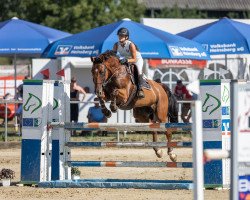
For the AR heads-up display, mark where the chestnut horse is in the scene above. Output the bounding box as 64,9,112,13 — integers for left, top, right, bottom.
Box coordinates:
91,50,178,162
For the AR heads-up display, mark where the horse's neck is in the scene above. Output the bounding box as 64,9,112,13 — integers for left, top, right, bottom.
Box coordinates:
105,60,125,78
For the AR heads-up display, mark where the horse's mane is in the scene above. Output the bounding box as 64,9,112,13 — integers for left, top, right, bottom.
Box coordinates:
101,50,118,59
93,50,119,64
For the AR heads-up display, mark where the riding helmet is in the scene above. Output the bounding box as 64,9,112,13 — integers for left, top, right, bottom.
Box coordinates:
117,27,129,38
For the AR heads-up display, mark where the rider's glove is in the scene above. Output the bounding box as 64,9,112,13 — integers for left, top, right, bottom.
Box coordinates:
120,58,128,65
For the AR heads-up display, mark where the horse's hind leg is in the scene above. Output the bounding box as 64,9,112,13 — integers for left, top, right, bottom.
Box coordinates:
156,100,177,162
133,108,163,157
166,130,177,162
153,131,163,158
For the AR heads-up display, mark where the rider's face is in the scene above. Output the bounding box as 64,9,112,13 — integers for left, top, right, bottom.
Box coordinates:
118,35,127,43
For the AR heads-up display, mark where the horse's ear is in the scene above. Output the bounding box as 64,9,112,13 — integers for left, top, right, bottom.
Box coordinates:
91,57,95,63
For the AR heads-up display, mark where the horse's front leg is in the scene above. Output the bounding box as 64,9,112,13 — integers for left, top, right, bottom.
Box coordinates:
166,130,177,162
110,89,118,113
99,98,111,118
153,131,163,158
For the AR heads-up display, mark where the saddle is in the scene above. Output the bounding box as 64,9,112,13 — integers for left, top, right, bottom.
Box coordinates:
126,64,151,90
119,64,151,110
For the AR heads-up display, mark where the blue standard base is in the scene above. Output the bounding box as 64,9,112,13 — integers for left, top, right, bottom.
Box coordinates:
38,179,193,190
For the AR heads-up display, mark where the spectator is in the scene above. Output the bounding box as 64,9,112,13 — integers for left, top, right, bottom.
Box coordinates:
87,97,108,136
174,80,192,123
0,93,13,126
16,75,30,100
70,77,86,124
84,87,90,93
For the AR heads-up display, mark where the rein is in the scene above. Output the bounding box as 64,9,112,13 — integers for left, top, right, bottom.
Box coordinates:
102,66,119,87
101,63,127,87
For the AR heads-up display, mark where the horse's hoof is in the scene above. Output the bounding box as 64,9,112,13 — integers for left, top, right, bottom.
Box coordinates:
110,106,117,113
155,149,163,158
169,152,177,162
105,110,112,118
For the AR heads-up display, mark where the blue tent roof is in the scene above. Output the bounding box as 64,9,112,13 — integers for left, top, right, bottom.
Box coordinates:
178,17,250,55
0,17,71,56
44,19,209,60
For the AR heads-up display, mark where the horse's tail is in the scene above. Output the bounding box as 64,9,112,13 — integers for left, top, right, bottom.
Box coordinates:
160,84,179,123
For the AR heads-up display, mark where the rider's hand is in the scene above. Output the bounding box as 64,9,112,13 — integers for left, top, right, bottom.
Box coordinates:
120,58,128,65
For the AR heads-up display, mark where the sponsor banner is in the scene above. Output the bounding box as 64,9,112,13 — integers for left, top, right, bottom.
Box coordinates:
222,106,230,116
203,119,220,129
22,118,42,127
203,43,246,54
222,119,231,132
54,45,99,56
201,82,222,141
22,118,33,127
239,175,250,200
238,83,250,162
0,47,42,53
148,59,206,69
168,46,208,59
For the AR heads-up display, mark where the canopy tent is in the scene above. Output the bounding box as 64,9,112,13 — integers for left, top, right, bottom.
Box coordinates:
44,19,209,60
178,17,250,55
0,17,71,98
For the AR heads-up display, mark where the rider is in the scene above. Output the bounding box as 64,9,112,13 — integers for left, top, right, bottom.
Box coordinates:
113,27,144,98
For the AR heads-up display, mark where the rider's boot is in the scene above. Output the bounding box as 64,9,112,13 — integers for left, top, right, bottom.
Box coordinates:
137,75,145,98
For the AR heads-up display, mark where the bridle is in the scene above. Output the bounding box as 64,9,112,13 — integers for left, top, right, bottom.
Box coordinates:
94,61,121,97
101,64,119,87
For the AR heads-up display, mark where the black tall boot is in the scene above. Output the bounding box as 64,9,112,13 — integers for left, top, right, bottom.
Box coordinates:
137,75,145,98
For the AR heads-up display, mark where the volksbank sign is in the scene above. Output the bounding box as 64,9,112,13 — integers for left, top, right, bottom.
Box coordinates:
202,43,246,54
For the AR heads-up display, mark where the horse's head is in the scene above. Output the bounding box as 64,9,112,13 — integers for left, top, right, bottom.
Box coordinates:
91,51,120,98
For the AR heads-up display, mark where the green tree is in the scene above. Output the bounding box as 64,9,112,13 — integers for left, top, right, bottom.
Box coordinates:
155,5,207,19
0,0,145,33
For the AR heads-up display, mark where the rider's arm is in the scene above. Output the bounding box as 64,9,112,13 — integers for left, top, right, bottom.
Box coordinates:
128,43,137,63
76,85,86,101
113,43,118,52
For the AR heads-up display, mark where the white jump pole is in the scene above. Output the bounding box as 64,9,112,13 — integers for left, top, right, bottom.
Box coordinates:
192,100,204,200
204,149,230,160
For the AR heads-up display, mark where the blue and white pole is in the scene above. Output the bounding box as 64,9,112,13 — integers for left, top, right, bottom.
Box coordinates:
21,80,54,183
51,81,71,180
200,80,230,188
